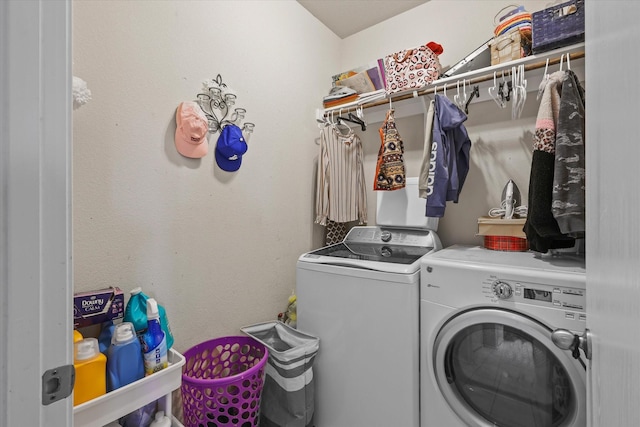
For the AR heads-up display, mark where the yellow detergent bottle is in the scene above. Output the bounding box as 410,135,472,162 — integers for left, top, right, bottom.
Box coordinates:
73,329,83,343
73,337,106,406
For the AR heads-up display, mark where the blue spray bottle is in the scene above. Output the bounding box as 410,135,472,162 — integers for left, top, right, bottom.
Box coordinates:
142,298,168,375
124,287,174,350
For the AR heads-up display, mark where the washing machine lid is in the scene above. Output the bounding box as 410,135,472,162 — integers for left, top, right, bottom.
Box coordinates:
299,226,439,274
376,177,439,231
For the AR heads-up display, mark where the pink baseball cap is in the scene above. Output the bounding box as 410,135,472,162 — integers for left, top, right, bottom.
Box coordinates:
175,101,209,158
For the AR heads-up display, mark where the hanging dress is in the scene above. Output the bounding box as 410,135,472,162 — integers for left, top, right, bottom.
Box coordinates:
374,109,406,191
315,123,367,244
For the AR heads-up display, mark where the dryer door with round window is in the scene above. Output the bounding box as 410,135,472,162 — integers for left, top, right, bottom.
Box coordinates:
433,308,586,427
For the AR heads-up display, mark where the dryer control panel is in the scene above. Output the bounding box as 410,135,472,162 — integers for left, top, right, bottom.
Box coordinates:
483,277,586,315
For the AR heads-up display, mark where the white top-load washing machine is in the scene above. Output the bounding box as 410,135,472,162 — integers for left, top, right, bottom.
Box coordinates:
420,245,587,427
297,178,441,427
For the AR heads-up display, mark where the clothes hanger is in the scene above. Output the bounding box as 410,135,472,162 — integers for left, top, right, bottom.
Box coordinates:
316,107,330,129
455,80,469,111
537,58,550,101
334,109,353,135
464,85,480,114
498,71,507,105
455,80,466,110
463,80,468,105
337,111,366,131
511,66,518,119
454,80,461,108
489,71,506,108
317,115,330,129
502,70,512,102
342,105,367,131
348,112,366,130
512,64,527,120
519,65,526,117
331,110,344,129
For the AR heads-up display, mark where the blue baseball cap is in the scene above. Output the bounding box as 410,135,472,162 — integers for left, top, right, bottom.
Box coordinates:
215,124,248,172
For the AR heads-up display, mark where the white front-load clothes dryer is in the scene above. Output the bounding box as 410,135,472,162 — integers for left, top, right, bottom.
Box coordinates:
420,245,587,427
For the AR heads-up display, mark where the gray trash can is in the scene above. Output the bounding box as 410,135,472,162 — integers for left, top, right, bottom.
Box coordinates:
241,321,319,427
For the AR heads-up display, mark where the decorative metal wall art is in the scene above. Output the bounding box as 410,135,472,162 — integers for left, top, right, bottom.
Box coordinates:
197,74,255,141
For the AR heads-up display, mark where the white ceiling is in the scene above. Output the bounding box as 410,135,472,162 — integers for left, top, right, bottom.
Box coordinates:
297,0,429,39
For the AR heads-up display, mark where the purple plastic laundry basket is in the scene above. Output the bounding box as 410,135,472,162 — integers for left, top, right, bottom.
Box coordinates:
181,336,268,427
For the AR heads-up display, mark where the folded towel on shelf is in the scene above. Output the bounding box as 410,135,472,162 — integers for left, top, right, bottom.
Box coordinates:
323,86,358,108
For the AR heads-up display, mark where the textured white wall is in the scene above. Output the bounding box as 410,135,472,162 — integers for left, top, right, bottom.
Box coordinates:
340,0,555,247
72,0,340,352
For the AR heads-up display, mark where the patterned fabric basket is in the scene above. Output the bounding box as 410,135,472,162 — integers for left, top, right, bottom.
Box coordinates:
383,42,442,94
181,336,268,427
532,0,584,53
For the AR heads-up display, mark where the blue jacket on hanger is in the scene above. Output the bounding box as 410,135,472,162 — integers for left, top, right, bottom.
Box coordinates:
426,94,471,217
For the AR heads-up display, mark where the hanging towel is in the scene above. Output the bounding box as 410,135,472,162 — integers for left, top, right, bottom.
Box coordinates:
552,70,585,237
315,125,367,226
425,94,472,217
418,100,436,199
524,71,576,252
374,109,406,191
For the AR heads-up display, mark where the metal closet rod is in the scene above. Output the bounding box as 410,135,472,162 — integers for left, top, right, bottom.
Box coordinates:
330,50,585,113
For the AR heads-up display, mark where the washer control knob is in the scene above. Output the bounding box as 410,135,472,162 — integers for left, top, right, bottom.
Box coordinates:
380,230,392,242
492,281,513,299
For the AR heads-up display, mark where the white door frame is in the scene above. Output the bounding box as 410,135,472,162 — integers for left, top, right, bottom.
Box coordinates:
585,1,640,425
0,1,73,426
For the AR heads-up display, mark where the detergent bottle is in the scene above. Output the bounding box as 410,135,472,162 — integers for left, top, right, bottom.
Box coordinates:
124,287,174,349
106,322,145,391
73,329,83,343
141,298,168,375
73,337,107,406
98,320,115,355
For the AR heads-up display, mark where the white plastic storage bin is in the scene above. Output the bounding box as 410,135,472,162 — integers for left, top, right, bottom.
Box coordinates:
73,348,185,427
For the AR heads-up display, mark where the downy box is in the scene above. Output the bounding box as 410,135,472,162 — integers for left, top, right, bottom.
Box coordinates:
74,287,124,328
